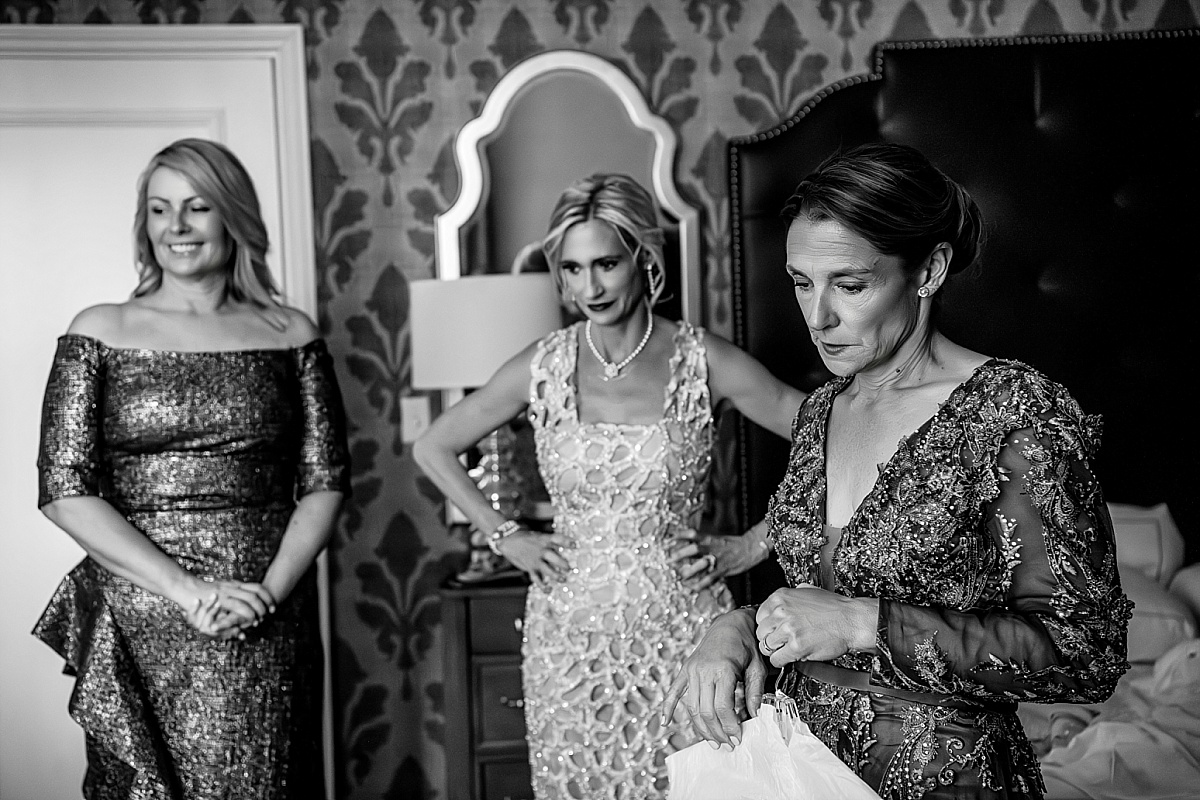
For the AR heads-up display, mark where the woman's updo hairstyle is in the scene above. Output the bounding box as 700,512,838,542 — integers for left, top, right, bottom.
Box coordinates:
541,173,667,307
782,142,985,276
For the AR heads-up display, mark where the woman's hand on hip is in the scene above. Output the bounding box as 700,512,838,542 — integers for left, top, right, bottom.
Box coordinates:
756,585,879,667
498,530,571,586
661,607,765,749
670,528,767,590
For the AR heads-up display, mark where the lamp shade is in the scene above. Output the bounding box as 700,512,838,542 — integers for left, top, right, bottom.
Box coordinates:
410,273,562,390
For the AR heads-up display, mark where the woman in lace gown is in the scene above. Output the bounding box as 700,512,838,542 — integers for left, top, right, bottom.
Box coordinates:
34,139,349,799
415,174,805,799
665,144,1133,799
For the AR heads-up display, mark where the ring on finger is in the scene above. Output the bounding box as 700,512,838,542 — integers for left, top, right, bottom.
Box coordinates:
700,553,717,572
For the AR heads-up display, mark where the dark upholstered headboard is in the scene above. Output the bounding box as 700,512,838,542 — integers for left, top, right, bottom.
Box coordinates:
728,31,1200,601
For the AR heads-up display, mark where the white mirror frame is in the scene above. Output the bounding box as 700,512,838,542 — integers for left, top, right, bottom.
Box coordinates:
434,49,702,325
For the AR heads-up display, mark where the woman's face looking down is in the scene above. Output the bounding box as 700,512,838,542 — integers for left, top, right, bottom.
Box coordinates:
558,219,647,326
785,216,923,378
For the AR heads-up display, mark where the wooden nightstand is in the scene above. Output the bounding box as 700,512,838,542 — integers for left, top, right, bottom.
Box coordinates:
441,575,532,800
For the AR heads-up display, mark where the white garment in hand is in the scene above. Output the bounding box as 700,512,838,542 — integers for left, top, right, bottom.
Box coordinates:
666,696,880,800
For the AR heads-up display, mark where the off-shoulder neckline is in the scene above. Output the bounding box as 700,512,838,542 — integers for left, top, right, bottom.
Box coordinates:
60,331,326,355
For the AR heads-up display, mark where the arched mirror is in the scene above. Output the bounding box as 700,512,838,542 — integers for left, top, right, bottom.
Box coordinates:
435,49,701,324
428,50,705,553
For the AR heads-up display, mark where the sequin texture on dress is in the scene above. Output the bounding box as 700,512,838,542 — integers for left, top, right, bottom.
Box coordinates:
523,321,733,800
33,334,349,800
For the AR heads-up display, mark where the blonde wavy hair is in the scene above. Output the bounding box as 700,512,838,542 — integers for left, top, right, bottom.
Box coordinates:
132,138,285,328
541,174,667,309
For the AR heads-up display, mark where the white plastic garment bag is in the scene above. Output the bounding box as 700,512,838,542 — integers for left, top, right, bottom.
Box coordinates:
666,694,881,800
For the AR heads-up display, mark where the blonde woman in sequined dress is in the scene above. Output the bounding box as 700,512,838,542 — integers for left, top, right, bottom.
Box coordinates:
34,139,348,799
415,174,805,798
664,144,1132,799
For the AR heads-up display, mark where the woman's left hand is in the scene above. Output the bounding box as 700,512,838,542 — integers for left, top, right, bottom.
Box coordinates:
184,593,249,641
755,585,879,667
670,528,769,589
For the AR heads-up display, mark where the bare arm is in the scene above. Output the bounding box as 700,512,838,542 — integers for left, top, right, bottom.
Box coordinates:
670,333,805,582
42,497,207,606
413,340,573,583
412,342,537,537
262,490,343,605
41,498,270,633
704,332,805,440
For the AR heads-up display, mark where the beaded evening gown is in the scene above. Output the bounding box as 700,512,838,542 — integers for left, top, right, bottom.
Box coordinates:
34,334,349,800
523,321,733,800
768,360,1131,799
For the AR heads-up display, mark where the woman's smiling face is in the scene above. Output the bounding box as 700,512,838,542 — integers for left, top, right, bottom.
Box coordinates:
785,216,922,377
557,219,645,325
145,166,230,280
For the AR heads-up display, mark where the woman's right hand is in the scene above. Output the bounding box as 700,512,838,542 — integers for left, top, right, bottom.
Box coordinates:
661,607,766,749
497,530,572,586
177,576,276,639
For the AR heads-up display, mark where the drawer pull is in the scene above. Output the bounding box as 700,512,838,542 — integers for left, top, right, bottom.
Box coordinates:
498,695,525,709
512,616,523,632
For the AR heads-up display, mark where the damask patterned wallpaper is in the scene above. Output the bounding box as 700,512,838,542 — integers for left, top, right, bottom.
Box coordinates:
6,0,1195,797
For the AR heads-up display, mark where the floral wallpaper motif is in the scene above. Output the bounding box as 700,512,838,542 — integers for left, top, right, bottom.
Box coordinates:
6,0,1195,797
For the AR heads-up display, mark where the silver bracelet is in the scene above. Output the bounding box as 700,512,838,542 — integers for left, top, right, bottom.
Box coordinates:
486,519,524,556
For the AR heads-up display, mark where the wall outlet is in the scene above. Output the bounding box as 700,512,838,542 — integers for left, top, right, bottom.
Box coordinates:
400,395,432,443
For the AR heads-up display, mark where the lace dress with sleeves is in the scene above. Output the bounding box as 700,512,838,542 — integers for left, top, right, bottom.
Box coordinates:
768,359,1132,800
33,334,349,800
522,321,733,800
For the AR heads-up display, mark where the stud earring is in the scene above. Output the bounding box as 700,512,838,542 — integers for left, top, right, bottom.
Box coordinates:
918,287,932,298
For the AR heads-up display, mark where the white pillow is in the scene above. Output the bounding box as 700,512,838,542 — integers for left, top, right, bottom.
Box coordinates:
1168,563,1200,625
1120,567,1197,663
1109,502,1184,585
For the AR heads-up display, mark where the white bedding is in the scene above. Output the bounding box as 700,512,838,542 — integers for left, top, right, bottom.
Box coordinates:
1024,638,1200,799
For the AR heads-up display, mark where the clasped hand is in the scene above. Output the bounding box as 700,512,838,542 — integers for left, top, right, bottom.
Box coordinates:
181,577,277,640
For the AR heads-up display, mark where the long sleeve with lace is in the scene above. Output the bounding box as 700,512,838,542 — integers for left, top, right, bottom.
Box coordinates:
767,358,1131,798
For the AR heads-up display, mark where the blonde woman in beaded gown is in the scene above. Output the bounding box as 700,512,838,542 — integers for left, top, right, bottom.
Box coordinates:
34,139,349,799
415,174,805,799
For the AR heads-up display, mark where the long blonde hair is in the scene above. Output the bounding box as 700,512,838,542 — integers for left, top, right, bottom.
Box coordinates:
132,138,285,328
541,174,667,309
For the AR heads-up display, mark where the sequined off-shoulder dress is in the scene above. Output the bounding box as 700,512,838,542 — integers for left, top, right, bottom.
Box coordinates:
34,334,349,800
523,321,733,800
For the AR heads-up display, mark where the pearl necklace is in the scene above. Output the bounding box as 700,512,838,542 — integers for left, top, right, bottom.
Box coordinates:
585,314,654,381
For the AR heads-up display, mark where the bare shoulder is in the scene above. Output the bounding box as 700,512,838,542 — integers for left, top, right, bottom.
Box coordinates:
699,327,752,370
66,303,128,341
279,306,321,347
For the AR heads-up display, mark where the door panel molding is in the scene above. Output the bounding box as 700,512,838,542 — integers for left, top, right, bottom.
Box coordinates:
0,24,316,313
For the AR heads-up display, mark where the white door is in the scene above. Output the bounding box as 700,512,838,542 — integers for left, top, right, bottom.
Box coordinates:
0,26,324,800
